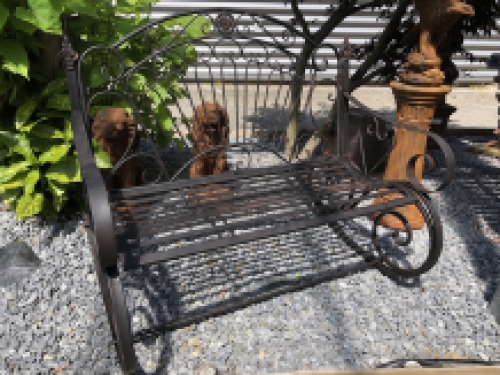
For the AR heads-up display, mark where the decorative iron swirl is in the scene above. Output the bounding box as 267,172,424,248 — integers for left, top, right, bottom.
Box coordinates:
370,188,443,278
344,93,455,193
214,12,237,38
109,9,340,58
76,9,343,187
77,45,127,115
366,117,391,141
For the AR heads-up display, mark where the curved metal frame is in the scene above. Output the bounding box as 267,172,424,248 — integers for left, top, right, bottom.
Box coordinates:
74,8,339,186
344,93,455,193
370,186,443,278
60,8,457,373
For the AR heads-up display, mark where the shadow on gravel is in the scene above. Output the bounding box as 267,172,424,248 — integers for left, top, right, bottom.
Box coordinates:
121,224,377,373
427,136,500,304
115,134,388,373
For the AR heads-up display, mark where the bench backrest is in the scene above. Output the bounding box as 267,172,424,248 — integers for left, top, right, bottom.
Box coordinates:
67,9,356,185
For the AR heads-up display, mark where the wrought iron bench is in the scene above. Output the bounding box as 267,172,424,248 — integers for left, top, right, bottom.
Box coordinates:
61,9,455,374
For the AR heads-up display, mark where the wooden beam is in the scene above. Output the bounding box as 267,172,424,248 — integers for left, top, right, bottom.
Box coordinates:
264,366,500,375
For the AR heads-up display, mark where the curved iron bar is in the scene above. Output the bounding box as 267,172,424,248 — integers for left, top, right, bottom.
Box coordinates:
76,11,333,186
344,93,455,193
109,8,340,59
367,117,390,141
77,45,127,124
169,141,294,182
125,62,191,150
77,49,174,185
123,33,329,86
370,187,442,278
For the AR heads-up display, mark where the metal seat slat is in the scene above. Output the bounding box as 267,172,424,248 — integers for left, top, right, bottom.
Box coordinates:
124,194,417,270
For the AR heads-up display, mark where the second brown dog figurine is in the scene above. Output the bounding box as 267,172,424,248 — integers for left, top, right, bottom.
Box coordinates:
92,107,142,191
189,102,230,205
189,102,229,179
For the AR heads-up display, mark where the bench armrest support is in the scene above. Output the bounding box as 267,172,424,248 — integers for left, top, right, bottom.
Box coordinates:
344,92,455,193
63,38,118,269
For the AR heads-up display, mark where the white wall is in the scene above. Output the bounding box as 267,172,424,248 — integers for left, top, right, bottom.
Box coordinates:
151,0,500,84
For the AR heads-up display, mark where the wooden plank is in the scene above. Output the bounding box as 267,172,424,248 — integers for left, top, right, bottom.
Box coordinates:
264,367,500,375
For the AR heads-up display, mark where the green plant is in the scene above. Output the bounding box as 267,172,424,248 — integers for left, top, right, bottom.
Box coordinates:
0,1,209,222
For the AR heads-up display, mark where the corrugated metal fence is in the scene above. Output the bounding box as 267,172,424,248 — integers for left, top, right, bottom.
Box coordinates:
151,0,500,84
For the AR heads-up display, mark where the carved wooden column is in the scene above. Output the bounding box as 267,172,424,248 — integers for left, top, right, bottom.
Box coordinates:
371,0,474,230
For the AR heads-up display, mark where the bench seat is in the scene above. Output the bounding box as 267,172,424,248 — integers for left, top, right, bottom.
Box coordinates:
109,157,418,271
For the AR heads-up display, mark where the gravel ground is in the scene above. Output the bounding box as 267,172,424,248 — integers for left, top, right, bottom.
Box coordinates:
1,135,500,374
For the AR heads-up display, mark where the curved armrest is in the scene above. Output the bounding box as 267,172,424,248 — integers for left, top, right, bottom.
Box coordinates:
344,92,456,193
70,110,118,269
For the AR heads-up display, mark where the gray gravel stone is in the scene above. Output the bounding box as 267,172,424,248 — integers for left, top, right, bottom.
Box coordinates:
0,240,42,287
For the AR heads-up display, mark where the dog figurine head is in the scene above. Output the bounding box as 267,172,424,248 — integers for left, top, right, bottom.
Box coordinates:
92,107,138,165
92,107,143,192
191,102,229,153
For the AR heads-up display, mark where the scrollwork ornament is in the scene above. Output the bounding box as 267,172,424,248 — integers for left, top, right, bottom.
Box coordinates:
214,12,237,38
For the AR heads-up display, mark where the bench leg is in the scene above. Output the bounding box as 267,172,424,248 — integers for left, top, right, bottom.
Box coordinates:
90,241,137,374
371,189,443,278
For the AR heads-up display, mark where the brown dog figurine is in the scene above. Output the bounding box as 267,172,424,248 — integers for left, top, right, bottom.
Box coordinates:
189,102,229,178
188,102,230,206
92,107,142,191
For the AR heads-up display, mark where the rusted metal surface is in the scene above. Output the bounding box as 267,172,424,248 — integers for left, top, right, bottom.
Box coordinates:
61,9,456,374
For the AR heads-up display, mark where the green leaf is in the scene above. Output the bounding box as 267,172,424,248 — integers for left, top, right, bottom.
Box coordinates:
18,34,42,56
156,105,173,131
60,0,98,18
93,145,112,169
52,192,66,212
30,123,65,139
37,110,67,118
46,94,71,111
46,155,81,183
38,143,71,164
0,3,9,32
88,68,105,88
14,7,38,27
0,171,29,194
11,11,38,34
24,169,40,196
0,77,12,98
41,77,67,98
0,162,31,185
27,135,60,152
173,137,185,149
47,179,65,197
15,191,44,219
0,187,21,208
27,0,61,32
176,15,211,38
48,177,67,212
0,148,8,161
0,130,18,147
18,117,48,133
41,202,58,222
15,95,41,129
63,119,73,141
0,39,29,78
10,133,37,163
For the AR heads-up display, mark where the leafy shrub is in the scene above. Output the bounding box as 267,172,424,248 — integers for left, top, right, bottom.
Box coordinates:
0,1,208,222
